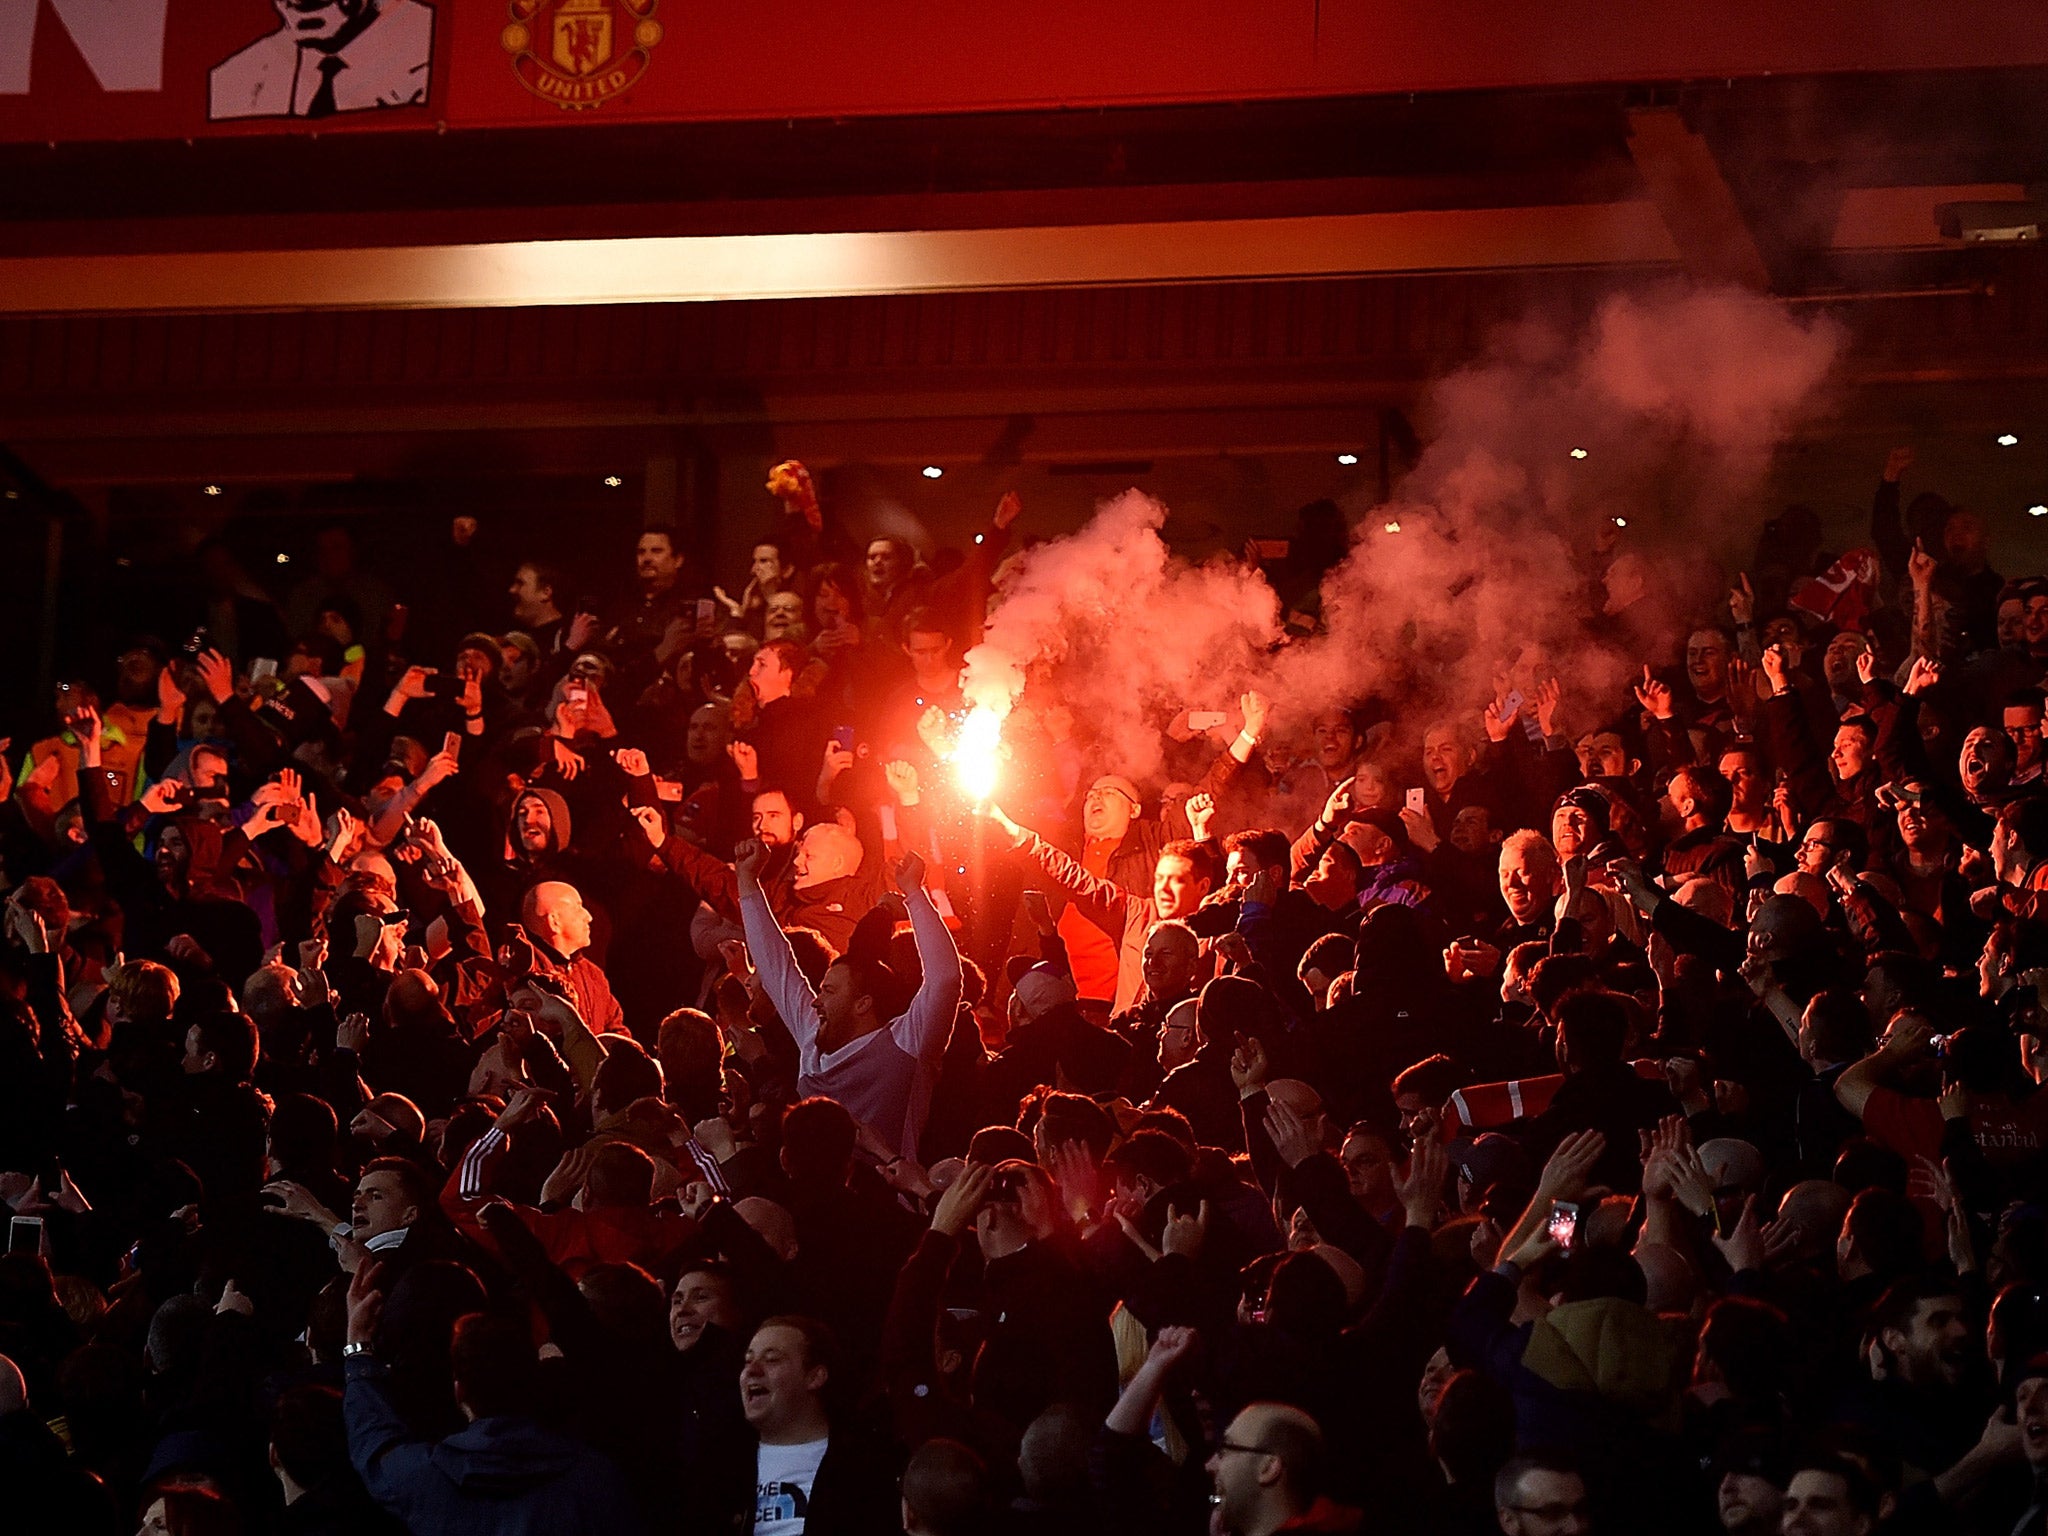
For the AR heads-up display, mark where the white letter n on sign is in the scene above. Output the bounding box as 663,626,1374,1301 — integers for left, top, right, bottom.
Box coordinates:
0,0,171,95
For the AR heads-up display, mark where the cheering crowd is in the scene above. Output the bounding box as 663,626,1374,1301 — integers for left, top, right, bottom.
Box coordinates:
6,446,2048,1536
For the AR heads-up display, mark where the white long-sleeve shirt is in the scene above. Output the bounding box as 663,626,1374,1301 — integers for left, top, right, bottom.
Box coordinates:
740,884,963,1157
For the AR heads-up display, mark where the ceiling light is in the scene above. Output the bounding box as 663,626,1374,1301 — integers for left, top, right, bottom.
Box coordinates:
202,484,221,495
1612,516,1628,528
1336,453,1359,466
1383,520,1401,534
603,475,624,487
2030,504,2048,518
1568,447,1589,460
1999,433,2021,447
275,552,290,564
921,465,943,479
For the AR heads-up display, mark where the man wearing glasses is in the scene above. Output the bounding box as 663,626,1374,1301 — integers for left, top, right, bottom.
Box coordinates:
1495,1453,1593,1535
1204,1401,1349,1535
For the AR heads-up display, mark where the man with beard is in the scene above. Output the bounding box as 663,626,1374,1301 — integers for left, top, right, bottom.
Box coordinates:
1203,1401,1356,1536
482,784,597,930
1833,1277,1985,1482
211,0,435,121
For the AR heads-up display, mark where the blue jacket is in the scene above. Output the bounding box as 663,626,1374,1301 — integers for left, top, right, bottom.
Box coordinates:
345,1356,644,1536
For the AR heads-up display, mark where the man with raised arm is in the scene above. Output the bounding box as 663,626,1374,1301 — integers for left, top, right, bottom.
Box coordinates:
737,839,962,1157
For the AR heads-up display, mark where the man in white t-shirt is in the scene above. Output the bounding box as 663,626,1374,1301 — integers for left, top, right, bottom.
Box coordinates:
744,1318,835,1534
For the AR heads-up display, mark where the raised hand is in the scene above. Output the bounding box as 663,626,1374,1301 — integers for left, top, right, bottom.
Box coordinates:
140,779,185,816
1021,889,1055,934
1443,937,1501,985
1726,657,1759,717
157,665,187,723
261,1179,323,1222
1146,1324,1199,1371
1728,572,1755,627
931,1163,993,1237
328,807,362,863
336,1013,371,1053
1534,676,1564,738
1904,656,1941,696
1229,1033,1271,1094
195,649,236,704
1263,1099,1320,1169
993,490,1023,530
1483,695,1520,743
345,1259,386,1346
1760,644,1791,696
1398,802,1439,853
1909,538,1938,591
1395,1138,1449,1227
1043,1138,1103,1223
498,1085,547,1130
733,838,770,884
1856,649,1879,687
1160,1199,1209,1258
1213,931,1254,971
73,704,103,764
418,747,460,790
1536,1129,1606,1202
893,848,927,894
1883,445,1914,483
1634,665,1674,720
726,740,759,782
716,938,755,985
1186,791,1217,841
1239,691,1271,742
612,747,651,778
1319,777,1355,827
1712,1195,1795,1274
627,801,666,849
1907,1154,1958,1214
882,760,920,805
392,666,434,704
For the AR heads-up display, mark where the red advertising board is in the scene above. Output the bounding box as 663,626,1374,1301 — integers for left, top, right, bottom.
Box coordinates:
1,0,2045,144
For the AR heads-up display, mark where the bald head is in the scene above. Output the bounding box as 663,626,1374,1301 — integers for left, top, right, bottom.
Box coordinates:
1773,870,1830,920
387,968,440,1016
1222,1401,1325,1501
1778,1179,1853,1262
521,879,593,958
0,1352,24,1414
1265,1078,1323,1118
794,823,863,890
735,1197,799,1262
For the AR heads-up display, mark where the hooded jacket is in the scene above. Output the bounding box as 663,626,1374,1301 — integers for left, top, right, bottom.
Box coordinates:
345,1356,643,1536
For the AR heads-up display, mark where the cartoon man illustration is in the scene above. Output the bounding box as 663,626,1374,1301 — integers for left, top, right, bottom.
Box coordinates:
210,0,434,121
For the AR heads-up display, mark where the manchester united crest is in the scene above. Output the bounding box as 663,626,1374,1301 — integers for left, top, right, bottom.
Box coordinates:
503,0,661,109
